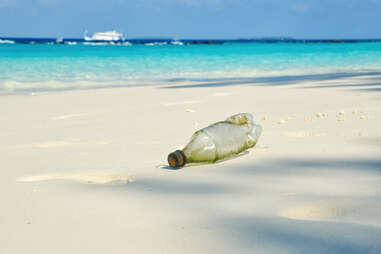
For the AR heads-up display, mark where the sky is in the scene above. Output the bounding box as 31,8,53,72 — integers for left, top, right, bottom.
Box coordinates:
0,0,380,39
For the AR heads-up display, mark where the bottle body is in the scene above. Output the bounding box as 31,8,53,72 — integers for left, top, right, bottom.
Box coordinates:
168,113,262,168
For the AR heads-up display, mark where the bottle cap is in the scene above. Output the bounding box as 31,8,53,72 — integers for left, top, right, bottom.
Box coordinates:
168,150,186,168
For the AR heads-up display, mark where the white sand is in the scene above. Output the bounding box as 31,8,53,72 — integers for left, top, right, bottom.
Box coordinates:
1,72,381,253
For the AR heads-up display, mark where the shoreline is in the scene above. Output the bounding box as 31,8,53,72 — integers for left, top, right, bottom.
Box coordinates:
1,69,381,95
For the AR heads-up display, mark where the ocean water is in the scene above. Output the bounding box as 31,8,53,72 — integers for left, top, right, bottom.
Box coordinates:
1,39,381,93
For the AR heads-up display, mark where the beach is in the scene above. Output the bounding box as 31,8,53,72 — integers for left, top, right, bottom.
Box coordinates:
1,71,381,253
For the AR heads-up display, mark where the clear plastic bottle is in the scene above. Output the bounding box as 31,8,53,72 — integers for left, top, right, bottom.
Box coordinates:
168,113,262,168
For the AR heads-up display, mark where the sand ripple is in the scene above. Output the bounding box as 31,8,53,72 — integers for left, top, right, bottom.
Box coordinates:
17,173,135,185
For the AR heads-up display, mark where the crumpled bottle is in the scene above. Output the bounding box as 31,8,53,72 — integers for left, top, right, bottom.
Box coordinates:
168,113,262,168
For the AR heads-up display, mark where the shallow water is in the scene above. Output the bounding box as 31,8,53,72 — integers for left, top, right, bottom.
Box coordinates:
1,41,381,93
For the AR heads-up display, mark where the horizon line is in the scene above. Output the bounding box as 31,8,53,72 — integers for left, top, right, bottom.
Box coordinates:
2,36,381,41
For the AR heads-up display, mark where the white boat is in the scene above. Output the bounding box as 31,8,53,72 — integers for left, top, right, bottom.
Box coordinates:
84,30,124,41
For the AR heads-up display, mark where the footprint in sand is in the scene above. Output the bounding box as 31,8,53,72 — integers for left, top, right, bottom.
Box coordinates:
17,173,135,186
50,113,89,120
278,204,342,221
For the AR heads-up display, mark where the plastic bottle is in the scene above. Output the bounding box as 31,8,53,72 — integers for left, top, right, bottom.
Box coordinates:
167,113,262,168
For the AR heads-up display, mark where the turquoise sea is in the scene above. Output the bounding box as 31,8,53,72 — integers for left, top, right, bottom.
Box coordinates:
1,39,381,93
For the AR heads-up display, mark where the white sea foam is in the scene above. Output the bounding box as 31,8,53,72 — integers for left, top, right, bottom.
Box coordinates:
145,42,168,46
82,42,109,46
171,41,184,45
0,39,15,44
81,41,131,46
